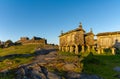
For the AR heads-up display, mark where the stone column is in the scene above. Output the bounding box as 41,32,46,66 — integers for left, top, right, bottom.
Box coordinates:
59,46,61,51
62,47,64,52
101,48,104,53
92,46,95,51
97,48,100,54
81,45,84,53
67,46,70,52
75,45,78,54
70,46,73,53
111,48,115,55
65,46,68,52
87,45,90,52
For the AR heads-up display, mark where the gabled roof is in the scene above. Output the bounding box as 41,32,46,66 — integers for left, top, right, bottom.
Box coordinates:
85,32,94,36
96,31,120,36
59,23,85,37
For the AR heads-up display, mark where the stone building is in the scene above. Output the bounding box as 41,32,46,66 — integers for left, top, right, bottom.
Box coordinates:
59,23,94,54
20,37,29,41
96,31,120,54
18,36,47,45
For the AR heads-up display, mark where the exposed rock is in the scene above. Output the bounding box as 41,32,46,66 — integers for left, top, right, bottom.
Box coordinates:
113,66,120,72
66,71,81,79
15,63,61,79
47,72,61,79
14,48,102,79
66,72,102,79
63,64,76,71
113,66,120,78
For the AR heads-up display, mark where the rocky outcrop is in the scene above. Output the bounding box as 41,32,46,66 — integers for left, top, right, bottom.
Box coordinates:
66,72,102,79
15,63,103,79
15,49,102,79
15,63,61,79
0,48,103,79
113,66,120,78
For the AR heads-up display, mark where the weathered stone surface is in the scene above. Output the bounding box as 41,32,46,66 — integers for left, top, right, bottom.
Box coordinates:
66,72,102,79
63,64,76,71
15,64,61,79
113,66,120,72
14,48,102,79
59,23,94,54
47,72,61,79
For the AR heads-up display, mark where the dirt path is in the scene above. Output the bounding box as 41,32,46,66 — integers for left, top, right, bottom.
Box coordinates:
33,48,58,64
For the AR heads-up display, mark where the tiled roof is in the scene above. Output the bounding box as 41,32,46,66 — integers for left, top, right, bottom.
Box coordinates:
96,31,120,36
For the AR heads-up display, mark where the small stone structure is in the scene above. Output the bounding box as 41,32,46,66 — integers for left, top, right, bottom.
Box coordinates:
59,23,94,54
59,23,120,55
18,36,47,45
96,31,120,55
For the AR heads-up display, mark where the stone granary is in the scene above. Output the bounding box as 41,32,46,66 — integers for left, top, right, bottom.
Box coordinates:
59,23,94,54
96,31,120,55
18,36,47,45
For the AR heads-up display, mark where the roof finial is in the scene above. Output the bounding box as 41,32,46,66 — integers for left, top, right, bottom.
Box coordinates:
90,28,93,33
61,30,63,34
79,22,82,29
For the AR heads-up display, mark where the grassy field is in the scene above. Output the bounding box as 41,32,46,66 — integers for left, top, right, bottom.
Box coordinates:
0,45,120,79
0,44,43,56
0,44,43,79
58,51,120,79
83,53,120,79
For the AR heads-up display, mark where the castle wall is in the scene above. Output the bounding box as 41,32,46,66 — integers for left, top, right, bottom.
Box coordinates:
19,37,47,45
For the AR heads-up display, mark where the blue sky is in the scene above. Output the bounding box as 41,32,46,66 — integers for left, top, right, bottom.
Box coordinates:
0,0,120,44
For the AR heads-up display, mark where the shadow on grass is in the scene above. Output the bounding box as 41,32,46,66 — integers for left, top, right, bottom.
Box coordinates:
81,52,120,79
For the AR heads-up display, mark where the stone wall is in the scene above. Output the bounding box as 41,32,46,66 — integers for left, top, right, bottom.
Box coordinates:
19,36,47,45
96,32,120,55
59,23,94,54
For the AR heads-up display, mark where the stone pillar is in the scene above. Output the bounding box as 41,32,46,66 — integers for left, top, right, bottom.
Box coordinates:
92,46,95,51
59,46,61,51
111,48,115,55
97,48,100,54
81,45,84,53
62,47,64,52
65,46,68,52
67,46,70,52
87,45,90,52
70,46,73,53
101,48,104,53
75,45,78,54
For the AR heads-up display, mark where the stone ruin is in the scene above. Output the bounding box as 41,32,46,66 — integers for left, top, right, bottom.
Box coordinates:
18,36,47,45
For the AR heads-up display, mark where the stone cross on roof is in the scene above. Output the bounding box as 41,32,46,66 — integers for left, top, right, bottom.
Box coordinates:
79,22,82,29
90,28,93,33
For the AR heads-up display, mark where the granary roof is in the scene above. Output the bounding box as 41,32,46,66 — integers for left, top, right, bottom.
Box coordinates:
59,23,85,37
85,32,94,36
96,31,120,36
85,28,94,36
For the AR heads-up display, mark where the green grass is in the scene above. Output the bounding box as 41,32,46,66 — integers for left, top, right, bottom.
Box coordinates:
0,44,43,79
83,53,120,79
0,44,42,56
58,51,120,79
1,46,120,79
